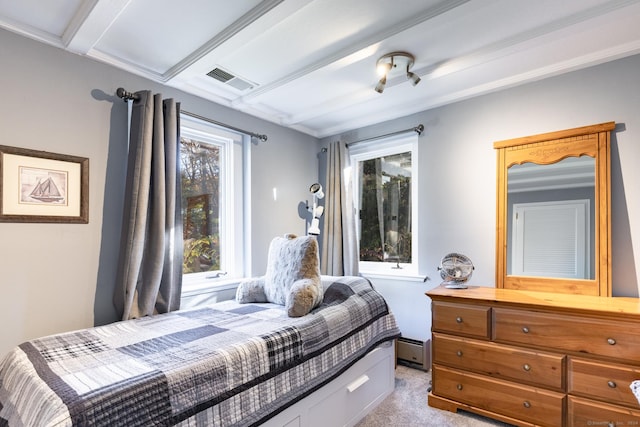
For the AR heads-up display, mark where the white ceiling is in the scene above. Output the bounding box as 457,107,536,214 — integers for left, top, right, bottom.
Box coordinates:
2,0,639,138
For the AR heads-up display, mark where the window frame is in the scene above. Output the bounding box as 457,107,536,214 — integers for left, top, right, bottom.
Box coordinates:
349,132,419,277
179,114,248,293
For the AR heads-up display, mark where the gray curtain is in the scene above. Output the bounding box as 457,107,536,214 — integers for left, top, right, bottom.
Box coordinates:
114,91,183,320
321,141,359,276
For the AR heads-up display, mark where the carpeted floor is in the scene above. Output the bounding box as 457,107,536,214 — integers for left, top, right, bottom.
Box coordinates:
356,363,515,427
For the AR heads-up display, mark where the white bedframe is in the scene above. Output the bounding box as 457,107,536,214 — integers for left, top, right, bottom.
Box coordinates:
264,341,395,427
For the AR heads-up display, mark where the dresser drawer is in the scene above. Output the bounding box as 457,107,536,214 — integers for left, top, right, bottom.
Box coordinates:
433,333,565,390
568,395,640,427
432,302,490,339
432,365,565,427
569,357,640,408
493,308,640,362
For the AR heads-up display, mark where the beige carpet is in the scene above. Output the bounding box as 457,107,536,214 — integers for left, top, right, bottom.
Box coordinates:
356,364,515,427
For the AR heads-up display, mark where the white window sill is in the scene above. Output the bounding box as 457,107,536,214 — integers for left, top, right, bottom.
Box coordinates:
359,271,427,282
181,277,243,298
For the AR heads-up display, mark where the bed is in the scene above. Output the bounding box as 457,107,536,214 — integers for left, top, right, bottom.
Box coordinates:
0,275,400,426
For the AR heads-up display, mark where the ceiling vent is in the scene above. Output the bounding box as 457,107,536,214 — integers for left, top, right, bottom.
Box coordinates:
206,67,255,91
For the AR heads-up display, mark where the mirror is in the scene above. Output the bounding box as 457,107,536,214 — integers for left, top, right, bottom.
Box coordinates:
507,157,595,280
494,122,615,296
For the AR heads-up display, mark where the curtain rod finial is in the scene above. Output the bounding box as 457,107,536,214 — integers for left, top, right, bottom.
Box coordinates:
116,87,138,101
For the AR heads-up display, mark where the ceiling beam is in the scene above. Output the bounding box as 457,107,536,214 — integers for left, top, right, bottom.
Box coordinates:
162,0,290,82
233,0,472,105
63,0,133,54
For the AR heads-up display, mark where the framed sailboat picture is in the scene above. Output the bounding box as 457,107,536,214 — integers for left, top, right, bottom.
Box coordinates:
0,145,88,223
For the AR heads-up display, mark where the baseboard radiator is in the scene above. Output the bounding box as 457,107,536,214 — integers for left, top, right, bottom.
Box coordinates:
396,337,431,371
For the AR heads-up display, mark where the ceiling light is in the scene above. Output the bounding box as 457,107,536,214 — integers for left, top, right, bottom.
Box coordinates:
407,71,421,86
376,62,392,77
374,52,420,93
374,75,387,93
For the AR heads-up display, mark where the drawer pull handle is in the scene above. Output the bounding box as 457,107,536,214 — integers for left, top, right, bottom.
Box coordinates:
456,384,463,390
456,316,463,323
523,364,531,371
456,350,463,357
607,380,617,388
522,326,530,334
523,401,531,408
607,338,616,345
346,374,369,393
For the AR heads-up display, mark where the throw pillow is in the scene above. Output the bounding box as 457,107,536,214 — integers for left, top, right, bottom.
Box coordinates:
235,233,323,317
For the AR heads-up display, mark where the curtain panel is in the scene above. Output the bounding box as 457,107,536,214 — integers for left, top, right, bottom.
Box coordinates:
321,141,359,276
114,91,183,320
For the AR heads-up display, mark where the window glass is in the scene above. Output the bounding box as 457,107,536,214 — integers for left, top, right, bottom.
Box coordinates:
350,133,418,276
358,151,412,264
180,137,221,274
179,115,246,289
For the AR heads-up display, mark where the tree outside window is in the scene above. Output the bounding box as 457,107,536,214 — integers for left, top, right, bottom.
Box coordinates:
358,152,412,264
350,132,418,276
180,138,221,274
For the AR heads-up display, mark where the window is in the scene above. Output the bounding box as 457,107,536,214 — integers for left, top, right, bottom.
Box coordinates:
180,115,247,291
349,132,418,276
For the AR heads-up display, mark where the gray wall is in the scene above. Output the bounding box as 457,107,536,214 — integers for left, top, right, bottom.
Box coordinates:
0,28,319,358
2,25,639,356
321,54,640,342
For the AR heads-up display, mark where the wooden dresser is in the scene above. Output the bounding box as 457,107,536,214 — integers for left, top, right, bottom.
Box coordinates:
426,285,640,427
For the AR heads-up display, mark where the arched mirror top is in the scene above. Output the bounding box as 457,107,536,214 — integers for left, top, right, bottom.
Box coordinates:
504,148,597,169
494,122,615,296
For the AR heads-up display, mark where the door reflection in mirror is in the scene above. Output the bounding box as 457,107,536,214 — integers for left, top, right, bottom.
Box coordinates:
506,156,595,280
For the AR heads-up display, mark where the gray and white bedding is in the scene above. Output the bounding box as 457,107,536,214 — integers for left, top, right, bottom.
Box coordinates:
0,276,400,427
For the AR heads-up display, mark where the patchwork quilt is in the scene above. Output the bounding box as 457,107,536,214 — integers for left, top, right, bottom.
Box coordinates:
0,276,400,427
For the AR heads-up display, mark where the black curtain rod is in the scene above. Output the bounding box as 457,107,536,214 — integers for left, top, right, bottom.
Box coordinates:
116,88,268,143
320,124,424,153
346,124,424,148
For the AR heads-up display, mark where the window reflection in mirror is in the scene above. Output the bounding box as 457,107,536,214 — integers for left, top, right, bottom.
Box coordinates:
506,156,595,280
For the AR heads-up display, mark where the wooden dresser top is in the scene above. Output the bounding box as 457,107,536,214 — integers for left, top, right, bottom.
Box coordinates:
426,285,640,319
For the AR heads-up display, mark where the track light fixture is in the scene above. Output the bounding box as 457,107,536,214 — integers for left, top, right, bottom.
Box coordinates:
374,75,387,94
374,52,421,93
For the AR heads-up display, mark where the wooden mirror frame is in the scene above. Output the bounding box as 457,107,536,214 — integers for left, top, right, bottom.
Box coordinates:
494,122,615,296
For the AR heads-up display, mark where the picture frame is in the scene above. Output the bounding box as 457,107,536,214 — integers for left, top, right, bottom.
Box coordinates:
0,145,89,223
